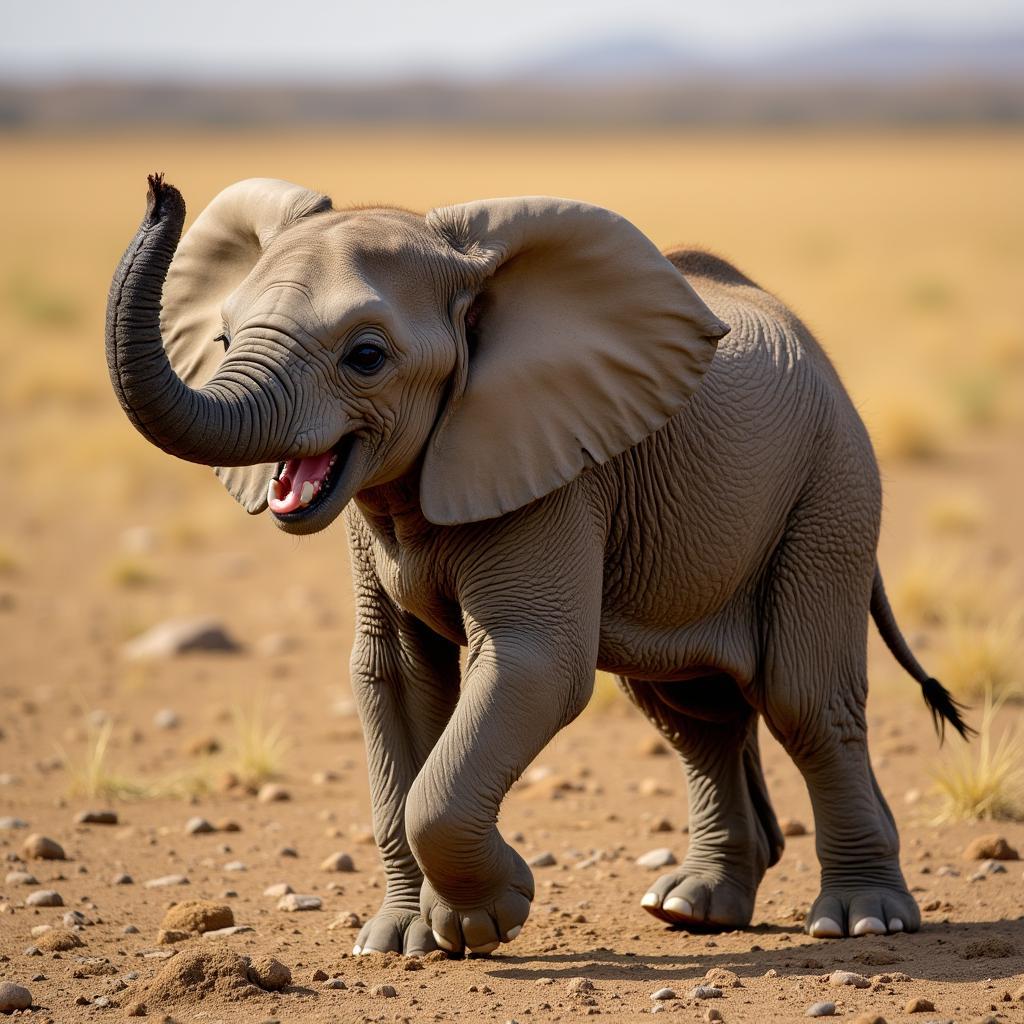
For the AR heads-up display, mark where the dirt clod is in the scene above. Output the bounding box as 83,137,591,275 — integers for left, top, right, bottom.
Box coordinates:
247,956,291,991
780,818,808,836
904,996,935,1012
74,810,118,825
960,937,1018,959
35,928,84,952
962,835,1019,861
160,901,234,935
319,851,355,872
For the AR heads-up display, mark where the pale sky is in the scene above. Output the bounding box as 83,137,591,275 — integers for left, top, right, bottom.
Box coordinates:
3,0,1021,80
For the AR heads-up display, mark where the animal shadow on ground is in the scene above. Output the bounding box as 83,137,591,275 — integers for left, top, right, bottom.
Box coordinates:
485,919,1024,985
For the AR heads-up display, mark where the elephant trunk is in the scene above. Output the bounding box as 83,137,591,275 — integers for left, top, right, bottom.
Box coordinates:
105,174,287,467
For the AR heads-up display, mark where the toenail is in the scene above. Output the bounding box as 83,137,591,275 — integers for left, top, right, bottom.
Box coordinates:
432,929,457,951
852,916,887,936
809,917,843,938
640,893,661,908
468,941,499,954
888,917,904,932
662,897,694,918
352,944,362,955
505,925,522,939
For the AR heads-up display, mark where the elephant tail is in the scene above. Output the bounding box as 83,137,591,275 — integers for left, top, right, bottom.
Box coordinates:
870,565,973,741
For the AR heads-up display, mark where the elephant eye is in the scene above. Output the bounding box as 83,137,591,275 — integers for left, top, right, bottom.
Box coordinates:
214,331,230,352
345,342,387,375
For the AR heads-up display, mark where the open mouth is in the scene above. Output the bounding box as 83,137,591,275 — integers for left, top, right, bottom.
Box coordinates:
267,435,356,519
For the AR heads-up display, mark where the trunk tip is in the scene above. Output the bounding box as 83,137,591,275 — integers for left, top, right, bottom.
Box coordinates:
145,172,184,223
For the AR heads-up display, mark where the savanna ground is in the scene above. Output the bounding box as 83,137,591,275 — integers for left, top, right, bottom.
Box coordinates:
1,129,1023,1022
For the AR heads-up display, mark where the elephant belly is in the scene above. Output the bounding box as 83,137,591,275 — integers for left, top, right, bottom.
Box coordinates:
597,602,758,686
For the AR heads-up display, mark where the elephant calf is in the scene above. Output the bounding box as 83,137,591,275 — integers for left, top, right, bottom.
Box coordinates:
107,175,969,957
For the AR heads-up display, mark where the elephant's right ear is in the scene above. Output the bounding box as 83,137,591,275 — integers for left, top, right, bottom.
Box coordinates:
160,178,332,513
419,197,728,525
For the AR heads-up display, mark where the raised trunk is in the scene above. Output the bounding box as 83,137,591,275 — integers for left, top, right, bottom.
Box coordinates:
105,174,283,467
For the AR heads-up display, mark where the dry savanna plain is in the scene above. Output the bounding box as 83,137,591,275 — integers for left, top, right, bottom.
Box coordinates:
0,129,1023,1023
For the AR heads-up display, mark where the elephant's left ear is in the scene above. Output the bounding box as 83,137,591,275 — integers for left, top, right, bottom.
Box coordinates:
420,197,729,525
161,178,333,513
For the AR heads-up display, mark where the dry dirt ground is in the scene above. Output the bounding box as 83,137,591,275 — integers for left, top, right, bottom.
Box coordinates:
1,130,1023,1022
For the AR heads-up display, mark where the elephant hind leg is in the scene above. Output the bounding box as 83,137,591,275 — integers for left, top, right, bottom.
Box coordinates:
620,674,782,930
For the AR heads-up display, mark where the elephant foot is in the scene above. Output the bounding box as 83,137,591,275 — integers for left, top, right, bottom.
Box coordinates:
640,867,756,930
806,883,920,938
353,905,437,956
420,849,534,956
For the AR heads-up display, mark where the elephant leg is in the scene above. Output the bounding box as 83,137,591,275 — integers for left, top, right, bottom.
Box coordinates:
620,674,783,930
759,528,919,939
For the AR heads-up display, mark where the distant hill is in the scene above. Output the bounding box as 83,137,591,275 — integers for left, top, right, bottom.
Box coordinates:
2,27,1023,128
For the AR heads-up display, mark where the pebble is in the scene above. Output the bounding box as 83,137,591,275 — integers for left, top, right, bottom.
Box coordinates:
203,925,254,938
780,818,808,836
962,835,1019,861
223,861,247,872
122,925,140,934
25,890,64,907
904,997,935,1013
185,816,216,834
649,817,674,833
277,894,321,912
529,852,558,867
324,978,348,989
144,874,190,888
22,834,65,860
851,1015,889,1024
688,985,723,1000
567,978,595,994
328,912,361,929
0,983,32,1013
113,873,133,885
63,910,91,927
638,778,672,797
74,810,118,825
830,970,870,988
637,737,670,756
371,984,397,997
320,851,355,872
806,1002,836,1017
635,848,677,869
153,708,181,730
704,1011,724,1023
5,870,38,886
124,618,240,660
0,817,29,830
311,769,339,784
263,883,293,898
258,783,291,803
650,987,676,1001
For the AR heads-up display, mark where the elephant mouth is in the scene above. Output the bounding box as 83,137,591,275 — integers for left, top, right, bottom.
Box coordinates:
268,433,364,533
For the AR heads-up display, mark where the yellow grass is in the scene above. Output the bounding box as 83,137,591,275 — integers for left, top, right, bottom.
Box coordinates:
926,492,987,536
229,701,291,788
932,693,1024,823
937,608,1024,702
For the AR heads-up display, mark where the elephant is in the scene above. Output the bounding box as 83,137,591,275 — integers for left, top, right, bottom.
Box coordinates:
106,174,970,958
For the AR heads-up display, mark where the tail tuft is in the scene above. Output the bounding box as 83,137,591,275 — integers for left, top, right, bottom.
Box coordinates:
920,677,975,742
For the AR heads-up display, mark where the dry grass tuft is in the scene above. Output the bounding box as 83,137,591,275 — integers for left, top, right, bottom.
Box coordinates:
229,702,291,788
869,401,945,463
60,721,145,800
894,551,1012,630
937,609,1024,702
925,492,987,536
932,693,1024,823
106,555,160,589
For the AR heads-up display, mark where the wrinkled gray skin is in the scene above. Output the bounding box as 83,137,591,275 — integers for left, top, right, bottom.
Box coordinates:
107,178,967,959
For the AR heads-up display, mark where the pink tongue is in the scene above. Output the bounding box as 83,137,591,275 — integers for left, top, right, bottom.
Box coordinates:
268,451,336,515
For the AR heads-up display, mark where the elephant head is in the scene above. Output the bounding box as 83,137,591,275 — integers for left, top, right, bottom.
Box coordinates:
107,175,728,534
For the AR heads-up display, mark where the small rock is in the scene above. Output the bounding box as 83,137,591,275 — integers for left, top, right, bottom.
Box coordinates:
223,861,247,872
161,901,234,935
5,871,38,886
649,817,674,833
851,1016,888,1024
688,985,723,1000
258,783,290,803
25,890,63,908
311,968,329,982
22,834,65,861
829,970,870,988
0,983,32,1013
704,1011,724,1023
904,997,935,1013
122,925,139,934
638,777,672,797
567,978,595,994
311,770,339,785
124,618,240,660
328,912,361,929
277,894,321,912
144,874,190,888
185,817,216,835
963,835,1019,861
324,977,348,989
780,818,808,837
264,883,293,898
371,984,397,997
184,736,221,756
112,873,133,885
248,955,291,991
63,910,91,927
637,737,670,756
157,929,192,945
0,817,29,830
320,851,355,872
153,708,181,729
806,1003,836,1018
650,987,676,1000
529,852,557,868
202,925,254,938
74,810,118,825
976,859,1007,875
218,819,242,833
635,848,677,869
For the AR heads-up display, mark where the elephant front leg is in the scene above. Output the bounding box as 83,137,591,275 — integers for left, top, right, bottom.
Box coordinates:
406,631,596,955
349,614,460,957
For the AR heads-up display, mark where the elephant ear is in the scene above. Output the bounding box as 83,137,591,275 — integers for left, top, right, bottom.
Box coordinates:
161,178,333,513
420,197,729,525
